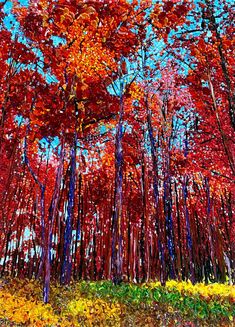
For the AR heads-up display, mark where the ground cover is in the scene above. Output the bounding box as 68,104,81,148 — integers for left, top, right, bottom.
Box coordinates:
0,279,234,326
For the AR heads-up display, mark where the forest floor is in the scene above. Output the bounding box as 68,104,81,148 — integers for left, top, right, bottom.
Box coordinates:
0,278,234,326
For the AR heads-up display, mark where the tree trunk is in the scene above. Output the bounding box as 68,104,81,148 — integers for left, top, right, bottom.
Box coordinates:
111,78,124,285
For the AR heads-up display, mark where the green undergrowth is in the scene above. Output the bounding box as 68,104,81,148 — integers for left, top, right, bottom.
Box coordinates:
0,278,234,326
77,280,235,322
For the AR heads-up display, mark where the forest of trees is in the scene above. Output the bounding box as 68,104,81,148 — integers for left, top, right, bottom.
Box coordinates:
0,0,234,303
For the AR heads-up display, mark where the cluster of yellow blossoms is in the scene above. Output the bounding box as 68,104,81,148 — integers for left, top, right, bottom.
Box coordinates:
0,281,122,327
0,290,62,326
147,280,235,302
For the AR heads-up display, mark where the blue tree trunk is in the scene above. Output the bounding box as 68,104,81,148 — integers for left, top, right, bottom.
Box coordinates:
61,138,76,284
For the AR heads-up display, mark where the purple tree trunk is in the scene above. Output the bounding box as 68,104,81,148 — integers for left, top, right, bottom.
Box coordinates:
145,96,166,285
43,142,64,303
111,78,124,285
61,138,76,285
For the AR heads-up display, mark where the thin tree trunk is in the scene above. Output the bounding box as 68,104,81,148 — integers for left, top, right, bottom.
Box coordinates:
145,95,165,284
43,142,64,303
61,138,76,285
111,77,124,285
